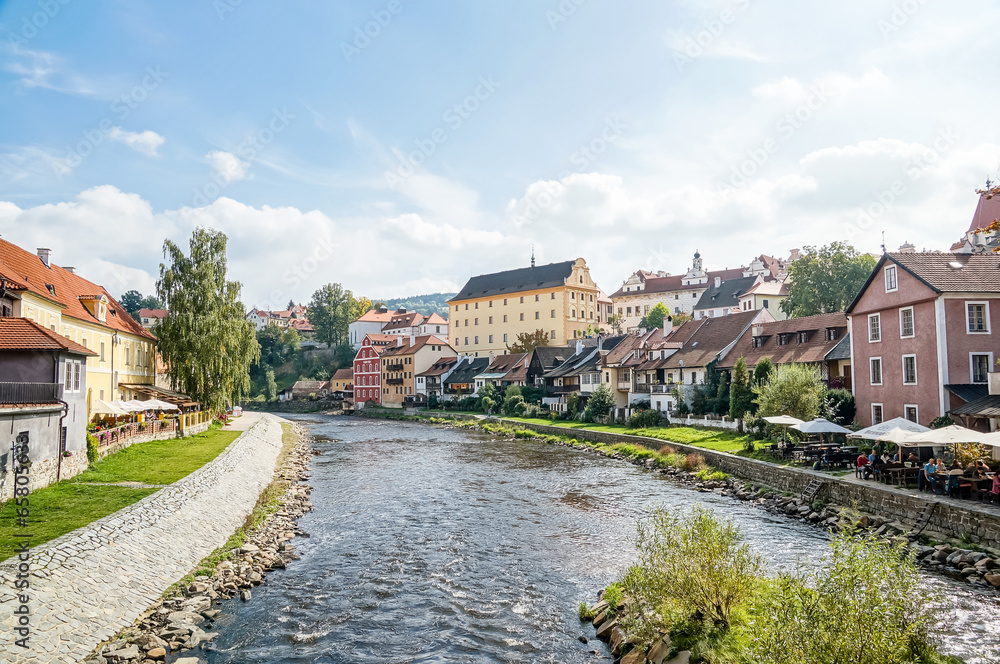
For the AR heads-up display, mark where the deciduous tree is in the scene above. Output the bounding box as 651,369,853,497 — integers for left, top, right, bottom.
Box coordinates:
780,242,877,318
639,302,670,330
583,383,615,423
508,329,550,353
753,363,824,422
155,228,260,413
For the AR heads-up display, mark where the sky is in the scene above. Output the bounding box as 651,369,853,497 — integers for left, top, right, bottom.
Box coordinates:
0,0,998,310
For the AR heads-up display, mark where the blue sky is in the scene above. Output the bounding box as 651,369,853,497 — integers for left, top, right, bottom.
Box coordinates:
1,0,998,309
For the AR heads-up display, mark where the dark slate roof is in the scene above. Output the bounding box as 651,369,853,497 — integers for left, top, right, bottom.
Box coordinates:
443,358,490,385
661,310,762,370
945,383,990,404
450,261,574,301
825,332,852,361
693,276,760,311
950,394,1000,417
847,252,1000,313
531,345,575,371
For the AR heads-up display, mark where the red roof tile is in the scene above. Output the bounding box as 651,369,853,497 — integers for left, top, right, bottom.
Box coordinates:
0,317,98,355
0,239,155,340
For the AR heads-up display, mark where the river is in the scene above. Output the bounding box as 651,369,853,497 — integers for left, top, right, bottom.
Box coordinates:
198,415,1000,663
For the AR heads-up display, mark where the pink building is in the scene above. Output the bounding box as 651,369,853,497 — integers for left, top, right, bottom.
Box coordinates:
847,252,1000,427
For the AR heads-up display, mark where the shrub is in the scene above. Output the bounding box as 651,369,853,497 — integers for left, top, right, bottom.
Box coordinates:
682,453,706,472
578,601,596,621
86,432,99,465
502,394,527,417
628,409,663,429
824,388,856,426
603,582,624,617
696,468,730,482
625,507,763,630
658,444,676,456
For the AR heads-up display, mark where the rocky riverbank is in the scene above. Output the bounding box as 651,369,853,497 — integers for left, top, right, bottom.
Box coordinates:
542,434,1000,595
84,424,319,664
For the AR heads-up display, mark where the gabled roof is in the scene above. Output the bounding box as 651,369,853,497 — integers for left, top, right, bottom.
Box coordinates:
444,357,490,385
846,252,1000,313
138,308,168,319
660,310,765,370
423,312,448,325
949,394,1000,417
417,356,458,377
355,308,396,323
331,368,354,381
382,311,425,331
945,383,989,404
530,345,576,371
716,312,848,369
694,276,760,311
610,268,745,298
825,332,852,362
546,336,627,378
380,335,452,357
742,280,788,297
291,380,325,390
0,317,97,355
0,238,155,340
450,260,576,301
482,352,530,377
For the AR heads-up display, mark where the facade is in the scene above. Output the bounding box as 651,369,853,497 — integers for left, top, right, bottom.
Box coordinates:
0,317,98,498
475,352,531,391
246,304,310,333
442,357,490,399
448,258,603,357
380,335,456,407
693,275,762,319
349,308,396,349
847,252,1000,427
328,368,354,393
610,253,746,330
138,308,168,329
416,356,458,398
542,336,627,411
716,312,851,386
353,333,395,405
736,280,789,320
0,240,157,407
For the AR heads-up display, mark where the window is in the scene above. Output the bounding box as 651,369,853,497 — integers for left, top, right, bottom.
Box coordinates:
100,341,106,362
520,296,524,303
64,360,73,390
825,327,840,341
465,304,469,310
488,335,493,343
489,301,493,308
868,313,881,342
972,354,992,383
967,302,989,333
551,293,555,299
474,318,478,325
551,310,555,318
519,313,524,321
870,357,882,385
871,403,884,425
535,294,539,302
777,334,790,346
535,311,540,319
475,302,478,309
503,333,508,343
124,343,130,365
464,337,469,345
464,319,468,326
503,299,507,305
884,265,897,292
899,307,914,338
503,315,508,323
675,294,679,300
488,316,492,324
551,330,556,339
474,336,479,344
902,355,917,384
904,405,918,423
572,292,576,300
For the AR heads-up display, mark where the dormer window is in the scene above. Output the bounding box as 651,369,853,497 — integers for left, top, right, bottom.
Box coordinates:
825,327,841,341
45,284,56,297
777,333,791,346
798,331,813,343
752,336,767,348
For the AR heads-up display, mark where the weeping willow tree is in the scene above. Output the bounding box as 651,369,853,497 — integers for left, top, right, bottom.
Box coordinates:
154,228,260,413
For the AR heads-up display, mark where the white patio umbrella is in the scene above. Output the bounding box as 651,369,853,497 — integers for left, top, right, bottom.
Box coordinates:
791,417,853,435
848,417,930,444
978,430,1000,449
91,398,129,416
125,399,154,411
899,424,986,447
111,400,144,413
763,415,805,425
144,399,179,411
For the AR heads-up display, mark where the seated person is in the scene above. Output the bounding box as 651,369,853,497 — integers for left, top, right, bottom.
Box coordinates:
907,452,920,464
920,457,936,491
892,451,900,463
963,463,980,478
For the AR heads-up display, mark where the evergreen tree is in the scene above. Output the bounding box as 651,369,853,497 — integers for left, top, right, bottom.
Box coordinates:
729,357,753,431
265,368,278,401
155,228,260,413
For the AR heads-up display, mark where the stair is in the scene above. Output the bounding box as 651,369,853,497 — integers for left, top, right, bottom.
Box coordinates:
908,502,937,538
801,478,826,504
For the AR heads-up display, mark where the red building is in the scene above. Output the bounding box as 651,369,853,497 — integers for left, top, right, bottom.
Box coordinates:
847,252,1000,427
353,333,394,404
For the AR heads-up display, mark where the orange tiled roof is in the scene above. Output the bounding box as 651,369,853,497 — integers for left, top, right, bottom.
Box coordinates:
381,335,451,356
0,317,98,355
0,239,156,340
138,308,168,318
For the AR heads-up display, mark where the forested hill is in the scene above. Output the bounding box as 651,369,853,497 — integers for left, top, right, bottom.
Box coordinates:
378,293,456,317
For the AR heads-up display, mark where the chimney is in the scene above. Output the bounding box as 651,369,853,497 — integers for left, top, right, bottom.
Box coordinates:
397,308,407,314
409,334,415,347
63,266,75,274
714,276,721,288
37,248,51,267
396,337,403,347
597,336,603,351
576,339,583,355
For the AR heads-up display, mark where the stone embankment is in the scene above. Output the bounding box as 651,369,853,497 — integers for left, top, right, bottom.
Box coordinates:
586,591,686,664
85,431,316,664
550,436,1000,594
0,414,288,664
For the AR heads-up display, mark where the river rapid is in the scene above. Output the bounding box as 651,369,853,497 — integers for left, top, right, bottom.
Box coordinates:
199,415,1000,663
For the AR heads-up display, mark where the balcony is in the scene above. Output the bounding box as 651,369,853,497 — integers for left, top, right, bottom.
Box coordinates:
386,363,405,372
617,381,633,391
385,378,404,386
650,384,672,394
0,382,61,405
631,384,651,393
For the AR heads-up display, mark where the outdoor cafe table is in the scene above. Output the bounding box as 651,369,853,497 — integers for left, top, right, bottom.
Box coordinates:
883,465,921,487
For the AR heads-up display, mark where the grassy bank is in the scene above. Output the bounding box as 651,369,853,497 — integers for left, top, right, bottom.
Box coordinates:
0,425,241,560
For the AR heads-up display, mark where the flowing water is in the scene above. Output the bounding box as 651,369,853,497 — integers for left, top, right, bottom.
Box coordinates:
199,415,1000,663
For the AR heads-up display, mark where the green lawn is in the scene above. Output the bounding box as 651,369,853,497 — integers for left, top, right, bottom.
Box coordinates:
70,428,239,485
0,484,157,561
0,426,241,559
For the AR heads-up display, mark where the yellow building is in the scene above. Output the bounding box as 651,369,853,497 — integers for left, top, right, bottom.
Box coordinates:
448,258,603,357
380,335,455,407
0,240,157,409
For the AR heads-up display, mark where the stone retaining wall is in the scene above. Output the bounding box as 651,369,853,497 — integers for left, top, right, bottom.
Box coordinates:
496,419,1000,551
0,414,287,664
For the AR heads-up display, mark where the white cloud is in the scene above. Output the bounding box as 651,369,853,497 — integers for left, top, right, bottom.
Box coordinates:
4,47,93,95
108,128,165,156
206,150,250,182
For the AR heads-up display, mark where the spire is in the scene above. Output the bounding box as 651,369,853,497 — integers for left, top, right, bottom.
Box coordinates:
531,245,535,268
